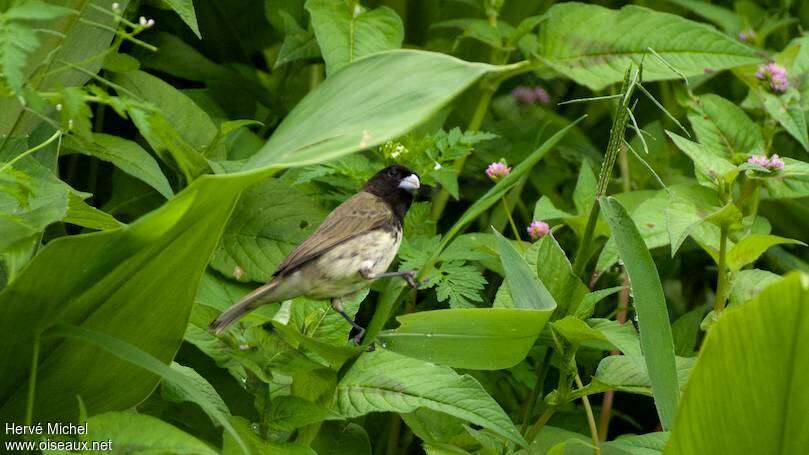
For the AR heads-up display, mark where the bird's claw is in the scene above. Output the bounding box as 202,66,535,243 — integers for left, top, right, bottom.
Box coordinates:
402,270,424,289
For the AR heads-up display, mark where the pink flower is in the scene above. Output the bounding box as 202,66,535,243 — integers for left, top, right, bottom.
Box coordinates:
534,87,550,105
755,62,789,93
747,154,785,171
486,161,511,181
512,86,536,104
512,85,550,105
527,221,550,240
769,154,785,170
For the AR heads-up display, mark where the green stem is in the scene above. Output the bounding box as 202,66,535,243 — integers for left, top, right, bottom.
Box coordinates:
502,197,525,252
575,373,601,454
525,407,555,443
1,130,62,172
385,414,401,455
25,333,41,426
520,348,553,432
714,225,729,313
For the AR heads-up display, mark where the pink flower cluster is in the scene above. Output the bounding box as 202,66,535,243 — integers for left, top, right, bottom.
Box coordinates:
527,220,549,240
747,154,785,171
755,63,789,93
486,161,511,181
512,85,550,105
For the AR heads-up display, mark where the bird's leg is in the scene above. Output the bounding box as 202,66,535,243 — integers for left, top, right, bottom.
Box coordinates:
360,268,424,289
331,297,366,345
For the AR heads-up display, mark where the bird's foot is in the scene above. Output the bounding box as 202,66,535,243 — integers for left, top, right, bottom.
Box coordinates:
402,270,427,289
350,327,366,346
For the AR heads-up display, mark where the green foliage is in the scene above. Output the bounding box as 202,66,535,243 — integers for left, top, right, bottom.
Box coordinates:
667,274,809,453
0,0,807,453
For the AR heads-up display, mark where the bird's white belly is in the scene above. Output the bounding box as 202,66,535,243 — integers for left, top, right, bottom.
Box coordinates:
306,229,401,299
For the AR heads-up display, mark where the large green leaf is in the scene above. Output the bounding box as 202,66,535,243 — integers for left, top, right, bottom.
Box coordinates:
243,50,494,170
760,91,809,151
378,308,549,370
537,3,761,90
600,197,678,430
210,178,327,282
666,131,739,184
725,235,805,272
83,411,217,454
687,94,764,157
335,349,526,446
306,0,404,75
493,229,556,311
666,273,809,454
0,173,259,422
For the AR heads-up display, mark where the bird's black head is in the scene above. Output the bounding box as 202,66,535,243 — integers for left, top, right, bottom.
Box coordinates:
363,165,420,221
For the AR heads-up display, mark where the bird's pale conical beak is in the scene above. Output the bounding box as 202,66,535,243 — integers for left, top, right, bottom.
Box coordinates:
398,174,420,192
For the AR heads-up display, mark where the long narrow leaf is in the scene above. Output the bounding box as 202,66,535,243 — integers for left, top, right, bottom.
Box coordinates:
599,196,678,429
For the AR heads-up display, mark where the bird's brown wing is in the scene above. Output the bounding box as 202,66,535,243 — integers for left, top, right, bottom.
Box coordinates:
273,192,395,276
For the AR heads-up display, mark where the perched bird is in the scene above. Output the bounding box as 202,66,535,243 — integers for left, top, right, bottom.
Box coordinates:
209,165,422,343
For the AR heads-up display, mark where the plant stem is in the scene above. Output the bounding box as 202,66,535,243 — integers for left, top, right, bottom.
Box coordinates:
385,413,401,455
520,348,553,432
714,225,729,313
525,407,555,443
25,333,41,426
575,373,601,454
502,197,525,252
1,130,62,172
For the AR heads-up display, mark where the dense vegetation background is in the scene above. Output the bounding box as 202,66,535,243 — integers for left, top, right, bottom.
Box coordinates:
0,0,808,453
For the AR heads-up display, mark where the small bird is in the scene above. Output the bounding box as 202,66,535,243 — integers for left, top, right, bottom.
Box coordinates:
209,165,422,343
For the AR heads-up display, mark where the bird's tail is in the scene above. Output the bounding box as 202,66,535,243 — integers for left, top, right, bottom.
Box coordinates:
209,280,279,334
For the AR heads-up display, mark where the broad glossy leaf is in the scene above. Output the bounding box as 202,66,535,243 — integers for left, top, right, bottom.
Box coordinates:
211,178,327,282
534,233,588,316
761,90,809,151
572,355,695,400
600,197,678,430
493,229,556,311
537,3,760,90
687,94,764,156
244,50,495,170
603,431,668,454
663,0,741,32
667,273,809,454
729,269,782,306
378,308,549,370
84,411,217,455
0,173,259,422
725,234,805,272
666,131,738,184
551,317,640,356
307,0,404,75
335,349,526,446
